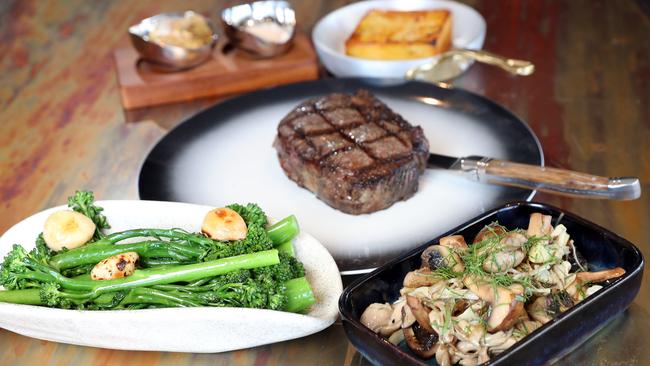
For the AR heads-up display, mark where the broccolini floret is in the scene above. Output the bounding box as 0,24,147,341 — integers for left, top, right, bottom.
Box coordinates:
67,190,110,239
0,193,315,314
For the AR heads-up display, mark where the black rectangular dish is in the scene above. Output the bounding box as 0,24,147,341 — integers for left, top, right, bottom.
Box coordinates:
339,202,644,366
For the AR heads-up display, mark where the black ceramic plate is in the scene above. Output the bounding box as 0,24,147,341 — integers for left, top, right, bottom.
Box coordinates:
139,78,543,273
339,202,644,365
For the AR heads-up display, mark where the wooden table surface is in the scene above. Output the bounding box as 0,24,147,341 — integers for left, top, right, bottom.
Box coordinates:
1,0,648,365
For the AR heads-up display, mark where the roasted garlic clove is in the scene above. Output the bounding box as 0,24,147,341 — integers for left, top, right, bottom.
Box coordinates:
201,207,247,241
43,210,96,251
91,252,139,280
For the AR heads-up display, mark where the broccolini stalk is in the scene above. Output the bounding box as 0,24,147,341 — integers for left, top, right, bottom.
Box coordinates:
1,244,279,296
49,214,297,271
276,241,295,257
284,277,316,313
0,288,43,305
64,250,280,295
267,215,299,246
0,275,315,313
49,240,207,270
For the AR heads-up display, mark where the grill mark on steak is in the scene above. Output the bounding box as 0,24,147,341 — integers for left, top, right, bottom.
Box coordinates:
286,100,411,167
274,89,429,214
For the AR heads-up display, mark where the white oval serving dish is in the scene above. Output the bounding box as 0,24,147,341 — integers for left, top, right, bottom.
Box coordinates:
312,0,486,78
0,200,342,353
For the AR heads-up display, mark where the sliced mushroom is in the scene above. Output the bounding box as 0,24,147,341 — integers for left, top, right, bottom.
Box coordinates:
482,250,526,273
360,302,404,336
386,301,406,334
452,299,471,316
388,328,404,345
548,290,574,314
526,290,574,325
527,213,552,237
402,295,440,358
403,323,439,359
421,245,464,273
499,232,528,250
406,295,434,332
403,268,442,288
490,299,525,333
575,267,626,283
526,296,554,324
402,300,416,328
478,346,490,364
201,207,247,241
514,319,543,338
566,267,625,301
360,303,391,332
436,344,452,366
473,223,507,244
508,283,525,296
462,276,525,332
439,235,468,251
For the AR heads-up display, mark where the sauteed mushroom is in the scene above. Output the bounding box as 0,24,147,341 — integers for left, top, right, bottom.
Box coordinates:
527,290,574,324
421,244,464,273
527,213,552,237
566,267,625,301
482,250,526,273
360,301,405,336
439,235,468,251
403,295,439,358
473,222,507,244
359,212,627,365
463,276,525,332
403,268,441,288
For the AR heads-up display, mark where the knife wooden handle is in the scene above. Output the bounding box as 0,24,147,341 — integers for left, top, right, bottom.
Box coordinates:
482,159,641,200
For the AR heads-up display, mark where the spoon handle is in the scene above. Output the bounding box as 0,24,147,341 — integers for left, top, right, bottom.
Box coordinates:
456,49,535,76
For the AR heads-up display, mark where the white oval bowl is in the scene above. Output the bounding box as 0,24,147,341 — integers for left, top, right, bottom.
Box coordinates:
0,200,342,352
312,0,486,78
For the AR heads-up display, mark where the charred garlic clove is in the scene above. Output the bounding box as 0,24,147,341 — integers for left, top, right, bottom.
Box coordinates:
91,252,139,280
421,244,464,273
201,207,247,241
43,210,96,251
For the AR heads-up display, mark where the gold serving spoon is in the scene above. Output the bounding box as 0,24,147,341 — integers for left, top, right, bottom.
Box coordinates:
406,49,535,82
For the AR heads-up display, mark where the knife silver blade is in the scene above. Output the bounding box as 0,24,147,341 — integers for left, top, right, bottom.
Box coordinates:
427,152,465,170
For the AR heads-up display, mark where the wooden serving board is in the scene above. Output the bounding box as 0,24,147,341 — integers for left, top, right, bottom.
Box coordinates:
114,34,319,109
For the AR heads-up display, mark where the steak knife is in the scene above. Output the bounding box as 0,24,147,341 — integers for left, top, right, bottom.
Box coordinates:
427,153,641,200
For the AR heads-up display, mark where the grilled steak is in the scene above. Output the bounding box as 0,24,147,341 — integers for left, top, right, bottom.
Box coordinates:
273,90,429,215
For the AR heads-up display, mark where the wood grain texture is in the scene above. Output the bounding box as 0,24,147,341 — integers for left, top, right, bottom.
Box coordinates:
0,0,649,365
115,34,319,108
